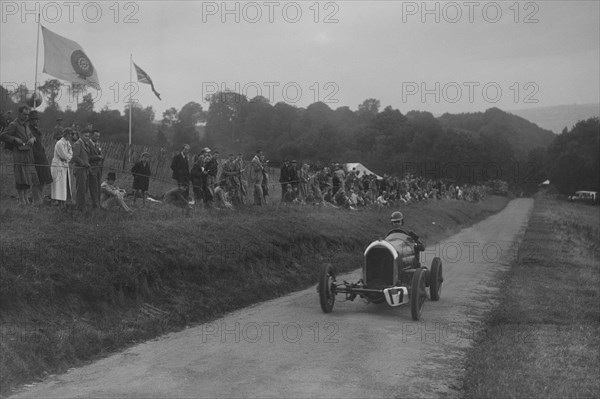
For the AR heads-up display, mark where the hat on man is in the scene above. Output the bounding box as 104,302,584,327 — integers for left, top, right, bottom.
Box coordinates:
141,152,150,157
56,117,63,121
202,147,211,153
107,172,117,181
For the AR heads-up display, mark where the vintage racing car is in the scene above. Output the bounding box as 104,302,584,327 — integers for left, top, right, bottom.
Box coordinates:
318,228,443,320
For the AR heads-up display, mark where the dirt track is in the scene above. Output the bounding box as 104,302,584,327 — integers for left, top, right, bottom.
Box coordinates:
10,198,534,399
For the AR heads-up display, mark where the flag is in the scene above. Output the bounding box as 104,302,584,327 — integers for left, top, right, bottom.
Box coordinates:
41,26,99,88
133,62,161,100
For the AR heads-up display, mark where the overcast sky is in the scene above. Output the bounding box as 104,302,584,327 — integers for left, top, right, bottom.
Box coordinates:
1,0,598,118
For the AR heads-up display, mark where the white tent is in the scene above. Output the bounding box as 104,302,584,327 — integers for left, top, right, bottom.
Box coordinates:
344,163,383,180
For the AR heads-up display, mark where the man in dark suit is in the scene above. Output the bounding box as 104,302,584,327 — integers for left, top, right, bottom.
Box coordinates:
71,130,91,210
171,144,191,200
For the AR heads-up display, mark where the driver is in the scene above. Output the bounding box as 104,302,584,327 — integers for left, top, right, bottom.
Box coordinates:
389,211,425,252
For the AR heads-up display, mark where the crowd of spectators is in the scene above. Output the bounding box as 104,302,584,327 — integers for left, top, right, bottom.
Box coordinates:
1,107,494,213
275,161,488,210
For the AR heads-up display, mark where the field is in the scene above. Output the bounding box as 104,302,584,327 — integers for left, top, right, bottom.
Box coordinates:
462,194,600,398
0,173,508,396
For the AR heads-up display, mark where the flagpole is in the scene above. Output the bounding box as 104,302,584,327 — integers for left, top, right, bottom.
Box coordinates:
129,54,133,146
33,14,41,108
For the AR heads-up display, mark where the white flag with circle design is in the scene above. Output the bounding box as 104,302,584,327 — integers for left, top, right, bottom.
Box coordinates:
41,26,100,88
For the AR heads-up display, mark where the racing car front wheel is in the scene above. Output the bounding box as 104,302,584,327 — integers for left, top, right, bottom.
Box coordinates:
410,268,427,321
429,257,443,301
319,263,336,313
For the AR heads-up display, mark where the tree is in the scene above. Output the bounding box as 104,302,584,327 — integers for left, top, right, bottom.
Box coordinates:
37,79,63,110
205,91,248,150
358,98,380,122
174,101,205,150
547,117,600,193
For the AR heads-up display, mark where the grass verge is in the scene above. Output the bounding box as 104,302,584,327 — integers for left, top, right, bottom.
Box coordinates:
461,194,600,398
0,195,508,396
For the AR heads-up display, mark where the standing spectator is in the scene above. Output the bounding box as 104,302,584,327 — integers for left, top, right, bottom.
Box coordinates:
71,129,91,210
100,172,133,214
28,110,53,206
249,150,264,205
87,130,104,208
52,117,64,140
170,144,191,200
190,154,206,206
222,153,242,205
289,160,299,195
298,163,310,202
0,105,40,205
332,163,345,196
50,128,74,207
131,152,151,205
260,153,269,204
279,159,291,200
205,149,219,197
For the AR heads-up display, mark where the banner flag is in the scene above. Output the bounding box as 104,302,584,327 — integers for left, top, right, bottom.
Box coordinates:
133,62,161,100
41,26,99,88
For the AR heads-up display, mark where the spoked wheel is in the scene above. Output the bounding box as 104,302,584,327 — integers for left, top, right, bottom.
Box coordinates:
429,257,443,301
410,268,427,321
318,263,337,313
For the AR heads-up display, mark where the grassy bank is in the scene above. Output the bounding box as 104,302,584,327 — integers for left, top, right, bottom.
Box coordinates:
0,195,508,396
462,194,600,398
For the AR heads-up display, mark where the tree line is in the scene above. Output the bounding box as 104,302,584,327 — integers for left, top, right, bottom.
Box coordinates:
1,81,598,194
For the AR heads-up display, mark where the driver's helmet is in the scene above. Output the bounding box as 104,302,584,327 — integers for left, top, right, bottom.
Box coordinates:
391,211,404,226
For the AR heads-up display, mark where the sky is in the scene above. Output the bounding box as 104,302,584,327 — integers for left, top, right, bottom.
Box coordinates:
1,0,599,119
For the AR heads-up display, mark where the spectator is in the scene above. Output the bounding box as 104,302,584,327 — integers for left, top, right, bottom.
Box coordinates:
52,117,64,140
163,183,192,209
170,144,191,200
71,129,91,210
205,149,219,197
100,172,133,214
214,181,233,209
50,128,74,207
249,150,264,205
87,129,104,208
131,152,151,205
0,105,40,205
261,153,269,204
279,159,291,200
28,110,53,206
190,154,206,206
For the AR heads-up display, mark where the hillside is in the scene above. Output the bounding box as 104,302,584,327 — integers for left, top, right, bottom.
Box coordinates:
437,107,556,161
508,103,600,134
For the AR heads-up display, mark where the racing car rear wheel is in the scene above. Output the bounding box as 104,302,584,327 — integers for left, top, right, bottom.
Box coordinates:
410,268,427,321
429,257,443,301
319,263,336,313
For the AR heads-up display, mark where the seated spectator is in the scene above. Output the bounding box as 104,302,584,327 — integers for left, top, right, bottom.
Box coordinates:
376,191,389,206
282,184,297,203
101,172,133,214
214,181,233,209
163,183,192,209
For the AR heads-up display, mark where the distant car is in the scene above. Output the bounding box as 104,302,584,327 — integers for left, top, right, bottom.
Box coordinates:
318,228,443,321
568,191,598,205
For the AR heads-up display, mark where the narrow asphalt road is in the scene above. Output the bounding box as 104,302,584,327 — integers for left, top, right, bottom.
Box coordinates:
11,198,534,399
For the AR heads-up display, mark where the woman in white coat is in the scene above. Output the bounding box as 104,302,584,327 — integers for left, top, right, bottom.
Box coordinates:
51,128,74,205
